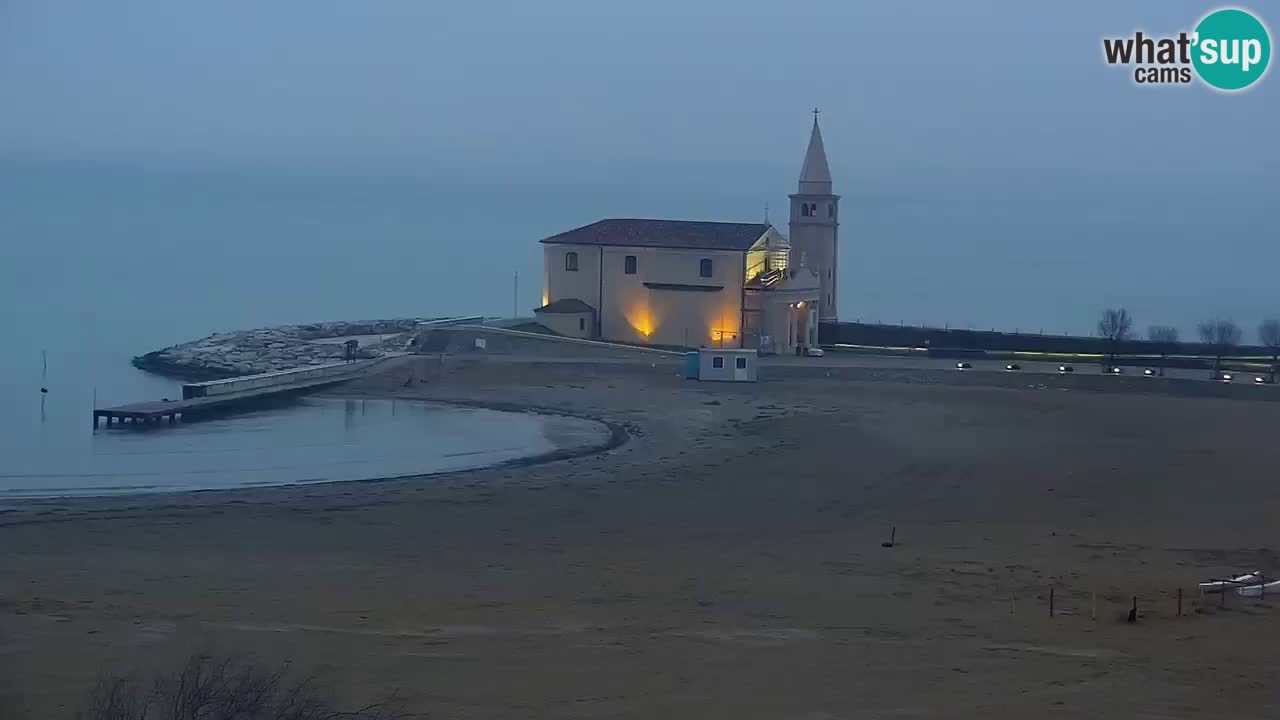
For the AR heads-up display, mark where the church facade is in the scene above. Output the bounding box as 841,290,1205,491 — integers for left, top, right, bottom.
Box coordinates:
535,116,840,352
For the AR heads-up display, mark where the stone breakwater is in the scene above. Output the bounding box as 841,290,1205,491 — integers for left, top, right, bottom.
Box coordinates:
132,319,427,379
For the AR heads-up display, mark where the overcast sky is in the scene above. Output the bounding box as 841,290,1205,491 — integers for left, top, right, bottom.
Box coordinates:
3,1,1274,173
1,1,1276,334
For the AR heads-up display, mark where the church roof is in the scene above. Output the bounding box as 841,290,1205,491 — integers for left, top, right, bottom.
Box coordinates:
534,298,595,314
798,117,832,192
540,219,771,252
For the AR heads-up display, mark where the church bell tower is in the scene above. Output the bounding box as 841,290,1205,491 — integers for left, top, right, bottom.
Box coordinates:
789,110,840,322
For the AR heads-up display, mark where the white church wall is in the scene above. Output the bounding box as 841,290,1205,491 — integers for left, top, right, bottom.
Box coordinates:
544,243,747,348
543,243,602,322
594,247,745,348
535,310,594,339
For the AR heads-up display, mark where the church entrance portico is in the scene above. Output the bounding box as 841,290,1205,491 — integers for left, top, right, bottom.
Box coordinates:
789,301,818,354
744,271,820,355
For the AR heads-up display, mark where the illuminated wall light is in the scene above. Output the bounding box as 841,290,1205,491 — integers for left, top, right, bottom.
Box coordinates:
625,305,656,338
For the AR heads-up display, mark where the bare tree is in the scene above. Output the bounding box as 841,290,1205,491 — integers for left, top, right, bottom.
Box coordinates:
1198,319,1243,377
1097,308,1133,372
1147,325,1179,376
79,652,413,720
1260,318,1280,382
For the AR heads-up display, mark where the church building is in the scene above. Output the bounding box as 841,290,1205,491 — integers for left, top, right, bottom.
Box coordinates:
535,115,840,353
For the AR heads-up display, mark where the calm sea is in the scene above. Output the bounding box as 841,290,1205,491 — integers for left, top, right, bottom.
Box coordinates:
1,154,1273,495
0,155,581,497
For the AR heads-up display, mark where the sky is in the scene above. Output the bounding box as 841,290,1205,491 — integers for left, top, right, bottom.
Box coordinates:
3,1,1275,172
1,0,1276,336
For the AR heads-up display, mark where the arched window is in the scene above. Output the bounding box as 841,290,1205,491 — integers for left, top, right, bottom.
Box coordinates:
828,203,834,217
800,204,810,217
565,251,579,271
699,258,713,278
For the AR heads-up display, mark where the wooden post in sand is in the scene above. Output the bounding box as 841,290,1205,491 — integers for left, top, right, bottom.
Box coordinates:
1049,586,1054,617
1177,588,1183,617
1090,592,1097,620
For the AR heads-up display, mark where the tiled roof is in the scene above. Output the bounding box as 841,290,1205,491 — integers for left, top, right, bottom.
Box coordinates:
540,219,770,252
534,298,596,314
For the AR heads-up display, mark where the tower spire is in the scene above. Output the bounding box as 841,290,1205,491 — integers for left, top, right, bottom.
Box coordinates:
798,110,832,193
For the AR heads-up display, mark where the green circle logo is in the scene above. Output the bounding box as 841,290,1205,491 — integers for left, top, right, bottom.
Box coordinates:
1193,8,1271,90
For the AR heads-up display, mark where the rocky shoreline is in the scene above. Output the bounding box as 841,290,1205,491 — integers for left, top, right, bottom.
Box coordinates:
132,318,427,380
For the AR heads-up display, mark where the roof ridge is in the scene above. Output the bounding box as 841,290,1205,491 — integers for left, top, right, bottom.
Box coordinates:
597,218,767,225
539,218,771,251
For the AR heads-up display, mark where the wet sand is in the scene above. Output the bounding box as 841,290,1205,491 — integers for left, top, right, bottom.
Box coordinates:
4,356,1280,718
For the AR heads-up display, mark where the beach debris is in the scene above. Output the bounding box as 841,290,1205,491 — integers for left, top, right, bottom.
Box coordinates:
1198,571,1262,594
881,526,897,548
1237,578,1280,598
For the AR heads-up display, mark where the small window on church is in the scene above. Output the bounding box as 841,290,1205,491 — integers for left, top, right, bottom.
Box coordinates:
565,251,578,271
828,203,834,217
800,204,810,217
625,255,637,274
579,317,585,331
699,258,713,278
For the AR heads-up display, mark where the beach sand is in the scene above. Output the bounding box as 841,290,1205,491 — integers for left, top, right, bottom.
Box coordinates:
4,356,1280,718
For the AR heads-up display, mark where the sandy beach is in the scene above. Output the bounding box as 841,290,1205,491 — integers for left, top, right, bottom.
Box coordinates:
5,355,1280,718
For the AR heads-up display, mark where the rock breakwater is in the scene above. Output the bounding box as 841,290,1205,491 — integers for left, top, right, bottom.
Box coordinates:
132,319,427,379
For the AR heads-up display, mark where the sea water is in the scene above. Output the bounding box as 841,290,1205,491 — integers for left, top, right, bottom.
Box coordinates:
1,398,557,497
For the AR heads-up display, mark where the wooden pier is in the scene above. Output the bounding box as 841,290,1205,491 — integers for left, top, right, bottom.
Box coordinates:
93,397,200,427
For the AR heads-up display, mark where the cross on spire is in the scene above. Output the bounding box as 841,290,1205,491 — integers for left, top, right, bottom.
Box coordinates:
812,106,821,122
